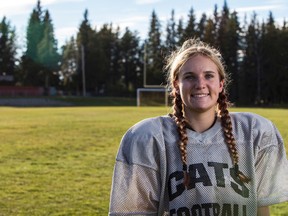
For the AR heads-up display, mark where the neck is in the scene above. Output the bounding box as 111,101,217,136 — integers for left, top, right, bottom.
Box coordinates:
184,109,217,133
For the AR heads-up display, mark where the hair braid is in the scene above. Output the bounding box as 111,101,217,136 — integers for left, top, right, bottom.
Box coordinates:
172,91,190,187
218,91,251,183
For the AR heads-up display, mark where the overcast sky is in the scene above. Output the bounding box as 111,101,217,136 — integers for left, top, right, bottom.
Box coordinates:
1,0,287,52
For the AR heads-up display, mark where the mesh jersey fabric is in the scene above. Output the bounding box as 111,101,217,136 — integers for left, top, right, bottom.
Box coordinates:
109,112,288,216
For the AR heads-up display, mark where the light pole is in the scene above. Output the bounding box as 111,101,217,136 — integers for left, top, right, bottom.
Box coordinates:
81,45,86,97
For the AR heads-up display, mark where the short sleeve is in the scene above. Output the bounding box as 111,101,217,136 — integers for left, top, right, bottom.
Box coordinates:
255,123,288,206
109,118,166,216
109,162,160,215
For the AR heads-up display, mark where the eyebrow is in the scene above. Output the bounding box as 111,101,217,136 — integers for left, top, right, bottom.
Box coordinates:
182,70,217,75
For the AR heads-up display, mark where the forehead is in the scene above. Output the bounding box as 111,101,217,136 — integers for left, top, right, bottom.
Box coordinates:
180,55,218,74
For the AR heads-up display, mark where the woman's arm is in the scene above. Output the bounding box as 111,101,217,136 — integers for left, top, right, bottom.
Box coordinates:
257,206,270,216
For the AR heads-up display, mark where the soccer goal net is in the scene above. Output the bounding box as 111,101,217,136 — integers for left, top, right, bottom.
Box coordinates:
137,88,169,106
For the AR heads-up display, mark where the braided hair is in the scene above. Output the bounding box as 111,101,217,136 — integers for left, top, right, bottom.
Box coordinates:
165,38,250,187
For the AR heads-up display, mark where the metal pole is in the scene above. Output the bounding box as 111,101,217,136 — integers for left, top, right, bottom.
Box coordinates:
143,43,147,87
81,45,86,97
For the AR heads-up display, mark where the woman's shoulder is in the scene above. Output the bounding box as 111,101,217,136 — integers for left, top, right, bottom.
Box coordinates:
128,115,175,135
230,112,275,134
117,115,174,169
120,115,175,150
230,112,272,124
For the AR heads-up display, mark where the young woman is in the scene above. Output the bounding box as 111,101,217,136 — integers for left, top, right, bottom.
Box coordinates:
109,39,288,216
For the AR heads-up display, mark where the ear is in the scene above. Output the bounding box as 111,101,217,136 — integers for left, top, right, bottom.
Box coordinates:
173,80,179,90
219,80,224,92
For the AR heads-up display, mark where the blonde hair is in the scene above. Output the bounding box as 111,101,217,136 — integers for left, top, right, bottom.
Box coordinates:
165,38,250,186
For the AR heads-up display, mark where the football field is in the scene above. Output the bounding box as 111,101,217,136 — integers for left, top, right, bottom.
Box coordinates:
0,107,287,215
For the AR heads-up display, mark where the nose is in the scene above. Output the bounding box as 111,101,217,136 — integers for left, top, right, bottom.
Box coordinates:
195,77,205,89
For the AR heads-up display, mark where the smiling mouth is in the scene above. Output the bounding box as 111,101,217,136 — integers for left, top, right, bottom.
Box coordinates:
192,93,209,98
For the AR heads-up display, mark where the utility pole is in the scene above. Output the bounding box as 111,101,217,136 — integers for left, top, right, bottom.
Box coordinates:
81,45,86,97
143,43,147,87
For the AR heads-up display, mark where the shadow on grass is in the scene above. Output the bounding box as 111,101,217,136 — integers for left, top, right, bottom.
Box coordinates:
0,96,137,107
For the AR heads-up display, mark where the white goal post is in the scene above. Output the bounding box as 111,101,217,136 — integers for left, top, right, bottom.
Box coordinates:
137,88,169,106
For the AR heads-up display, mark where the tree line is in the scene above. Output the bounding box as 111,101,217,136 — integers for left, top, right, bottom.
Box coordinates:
0,0,287,105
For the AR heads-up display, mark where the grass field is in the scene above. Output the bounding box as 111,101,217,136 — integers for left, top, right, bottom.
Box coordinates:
0,106,287,215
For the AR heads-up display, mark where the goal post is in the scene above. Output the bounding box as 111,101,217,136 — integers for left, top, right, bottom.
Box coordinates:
137,44,170,106
137,88,169,106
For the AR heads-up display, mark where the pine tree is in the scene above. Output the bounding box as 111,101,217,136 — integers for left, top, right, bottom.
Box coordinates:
26,0,43,63
165,10,177,50
59,36,78,94
278,20,288,103
119,28,141,94
240,13,262,105
182,7,197,41
176,18,184,46
203,18,217,46
0,16,17,84
76,9,98,94
197,13,207,40
146,10,164,86
21,0,59,88
38,10,60,89
217,1,241,102
96,23,119,95
261,12,281,104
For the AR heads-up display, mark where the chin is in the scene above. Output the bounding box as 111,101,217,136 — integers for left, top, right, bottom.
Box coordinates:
188,104,215,113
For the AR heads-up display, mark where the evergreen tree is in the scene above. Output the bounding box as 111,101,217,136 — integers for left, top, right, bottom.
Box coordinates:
59,36,78,94
197,13,207,40
212,4,220,47
203,18,217,46
22,0,43,86
240,13,262,105
182,7,197,42
165,10,177,50
21,0,59,88
76,9,98,94
261,12,281,104
96,23,119,95
217,0,230,50
119,28,141,95
176,18,184,46
26,0,43,63
226,11,241,102
0,16,17,84
38,10,60,90
217,1,241,102
146,10,164,86
278,20,288,103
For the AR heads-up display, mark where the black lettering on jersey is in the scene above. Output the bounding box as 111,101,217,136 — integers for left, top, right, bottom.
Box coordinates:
242,205,247,216
230,168,249,198
233,204,239,216
208,162,229,187
172,203,247,216
168,171,185,201
177,207,190,215
170,209,176,215
222,204,232,215
168,162,250,201
202,203,212,215
187,163,212,189
212,203,221,215
191,204,202,215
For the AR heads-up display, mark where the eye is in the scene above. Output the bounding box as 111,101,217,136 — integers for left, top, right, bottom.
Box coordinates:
205,73,215,79
184,74,196,80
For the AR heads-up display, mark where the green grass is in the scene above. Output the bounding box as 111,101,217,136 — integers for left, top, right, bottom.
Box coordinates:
0,107,287,215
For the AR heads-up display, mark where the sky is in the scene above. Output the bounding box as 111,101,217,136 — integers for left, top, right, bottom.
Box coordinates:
0,0,287,53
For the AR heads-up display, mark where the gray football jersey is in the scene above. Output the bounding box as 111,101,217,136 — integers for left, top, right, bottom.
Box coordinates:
109,112,288,215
